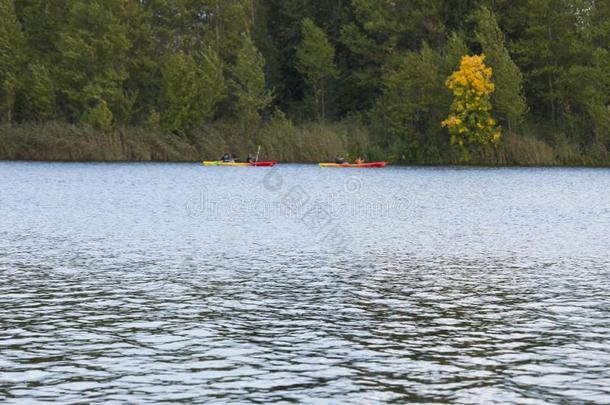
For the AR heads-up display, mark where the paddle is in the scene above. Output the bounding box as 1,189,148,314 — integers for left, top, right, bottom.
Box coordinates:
255,145,261,163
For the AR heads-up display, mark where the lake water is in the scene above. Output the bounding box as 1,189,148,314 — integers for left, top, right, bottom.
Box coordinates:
1,162,609,403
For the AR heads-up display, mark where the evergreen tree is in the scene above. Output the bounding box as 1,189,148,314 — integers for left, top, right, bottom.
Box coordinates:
160,48,226,133
564,0,610,145
373,46,445,160
475,6,527,134
509,0,578,127
338,0,448,115
373,34,468,161
23,63,56,121
121,1,158,125
0,0,25,123
204,0,251,62
296,18,338,121
14,0,67,63
55,0,132,125
230,34,273,126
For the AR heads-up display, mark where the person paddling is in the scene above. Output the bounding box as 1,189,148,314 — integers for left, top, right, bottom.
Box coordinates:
334,155,346,164
246,154,255,164
220,152,232,162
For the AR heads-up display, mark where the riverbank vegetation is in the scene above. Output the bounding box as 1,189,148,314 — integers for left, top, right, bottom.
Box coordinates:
1,1,609,165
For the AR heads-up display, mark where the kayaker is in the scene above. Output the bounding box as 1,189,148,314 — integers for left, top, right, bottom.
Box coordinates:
355,157,364,164
246,154,255,164
334,155,346,164
220,152,232,162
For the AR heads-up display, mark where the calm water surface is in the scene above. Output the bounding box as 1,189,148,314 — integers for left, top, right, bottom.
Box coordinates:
1,162,609,403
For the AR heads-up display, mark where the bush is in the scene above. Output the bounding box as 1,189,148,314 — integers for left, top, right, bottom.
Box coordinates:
81,101,114,131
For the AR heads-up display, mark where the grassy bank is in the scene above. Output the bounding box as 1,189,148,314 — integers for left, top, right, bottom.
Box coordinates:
0,120,360,163
0,121,608,166
0,122,198,162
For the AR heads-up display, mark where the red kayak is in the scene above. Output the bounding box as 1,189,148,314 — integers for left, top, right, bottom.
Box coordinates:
251,160,277,167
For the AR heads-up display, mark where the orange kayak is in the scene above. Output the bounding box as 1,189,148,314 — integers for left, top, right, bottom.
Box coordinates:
319,162,388,168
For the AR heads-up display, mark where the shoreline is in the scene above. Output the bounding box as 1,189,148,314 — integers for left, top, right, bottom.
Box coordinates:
2,159,609,169
1,122,608,167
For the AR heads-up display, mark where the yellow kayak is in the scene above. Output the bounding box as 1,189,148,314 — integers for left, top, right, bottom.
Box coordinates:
203,161,278,167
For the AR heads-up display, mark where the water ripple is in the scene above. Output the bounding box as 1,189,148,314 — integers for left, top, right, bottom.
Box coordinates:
1,163,610,403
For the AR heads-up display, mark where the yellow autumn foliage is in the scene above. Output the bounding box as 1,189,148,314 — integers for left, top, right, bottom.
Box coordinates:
442,54,501,160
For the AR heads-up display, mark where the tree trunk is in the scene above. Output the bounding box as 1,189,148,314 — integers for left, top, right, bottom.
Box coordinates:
251,0,256,27
215,3,220,51
321,82,326,123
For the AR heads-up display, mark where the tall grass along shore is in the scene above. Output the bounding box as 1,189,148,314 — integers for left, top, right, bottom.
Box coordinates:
1,121,607,166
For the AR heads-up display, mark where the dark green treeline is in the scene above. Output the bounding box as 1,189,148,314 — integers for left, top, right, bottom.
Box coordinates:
0,0,609,164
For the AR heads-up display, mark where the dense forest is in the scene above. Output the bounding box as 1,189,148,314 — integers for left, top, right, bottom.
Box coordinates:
0,0,609,164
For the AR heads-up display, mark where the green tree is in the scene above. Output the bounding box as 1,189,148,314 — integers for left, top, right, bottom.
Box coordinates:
509,0,578,127
0,0,25,123
563,50,610,146
260,0,346,113
230,34,273,126
503,0,610,147
373,45,445,160
204,0,252,61
372,34,468,161
121,1,158,125
584,1,610,145
55,0,131,124
14,0,67,63
23,63,56,121
82,99,113,131
338,0,448,114
475,6,527,134
296,18,338,121
160,48,226,133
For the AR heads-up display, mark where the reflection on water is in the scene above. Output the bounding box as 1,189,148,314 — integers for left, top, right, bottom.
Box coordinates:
1,162,609,403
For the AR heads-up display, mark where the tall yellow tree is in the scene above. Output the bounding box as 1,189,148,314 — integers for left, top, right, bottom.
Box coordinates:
442,55,501,160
